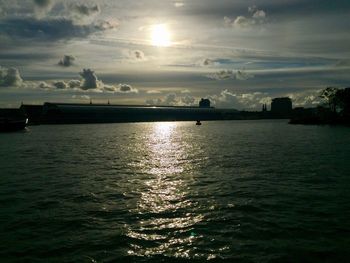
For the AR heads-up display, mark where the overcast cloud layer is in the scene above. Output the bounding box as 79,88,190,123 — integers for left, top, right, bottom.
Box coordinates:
0,0,349,109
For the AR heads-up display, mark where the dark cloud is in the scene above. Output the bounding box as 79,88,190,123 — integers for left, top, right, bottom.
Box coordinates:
236,70,254,80
119,84,132,92
77,69,137,93
33,0,54,18
0,17,118,41
33,0,52,8
202,58,213,66
206,69,254,80
0,66,23,87
80,69,99,90
53,81,68,89
134,50,145,60
58,55,75,67
68,79,81,89
206,70,234,80
93,20,119,31
126,50,146,61
103,84,138,93
32,69,137,94
38,81,51,89
72,4,100,17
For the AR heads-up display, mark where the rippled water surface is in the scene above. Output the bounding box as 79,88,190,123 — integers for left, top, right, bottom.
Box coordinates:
1,120,350,262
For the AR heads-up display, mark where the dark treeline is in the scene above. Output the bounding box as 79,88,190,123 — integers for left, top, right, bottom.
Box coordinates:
290,87,350,125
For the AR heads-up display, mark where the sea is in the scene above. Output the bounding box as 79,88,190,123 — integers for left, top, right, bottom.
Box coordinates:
1,120,349,263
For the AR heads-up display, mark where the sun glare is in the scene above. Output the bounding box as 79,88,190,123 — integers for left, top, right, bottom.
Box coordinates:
151,24,171,47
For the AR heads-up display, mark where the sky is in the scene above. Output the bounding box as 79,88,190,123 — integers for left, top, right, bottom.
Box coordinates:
0,0,349,109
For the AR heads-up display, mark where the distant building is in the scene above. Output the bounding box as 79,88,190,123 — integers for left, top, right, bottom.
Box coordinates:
20,104,43,124
199,98,211,108
271,97,292,115
40,102,220,124
262,104,267,112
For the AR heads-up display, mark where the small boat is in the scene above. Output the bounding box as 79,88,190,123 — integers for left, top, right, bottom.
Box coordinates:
196,120,202,125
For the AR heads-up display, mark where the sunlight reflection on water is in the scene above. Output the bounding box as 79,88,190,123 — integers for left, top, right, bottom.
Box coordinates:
126,122,205,258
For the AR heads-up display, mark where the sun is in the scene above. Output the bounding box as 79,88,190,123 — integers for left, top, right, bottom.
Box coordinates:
151,24,171,47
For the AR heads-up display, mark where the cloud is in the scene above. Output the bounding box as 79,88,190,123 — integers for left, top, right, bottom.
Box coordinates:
53,81,68,89
145,93,196,106
119,84,131,92
0,66,23,87
196,58,221,67
208,90,271,110
134,50,144,60
0,17,119,41
287,89,322,108
335,59,350,68
206,69,254,80
77,69,137,93
164,93,177,105
33,0,52,8
79,69,100,90
206,70,234,80
30,69,137,94
146,90,162,94
207,89,322,110
224,6,267,28
33,0,54,17
38,81,52,90
128,50,145,61
58,55,75,67
252,10,266,19
202,58,213,66
118,84,138,93
102,84,138,93
181,95,195,105
94,19,119,31
174,2,184,8
145,98,162,105
181,89,191,94
68,79,81,89
208,90,243,109
236,70,254,80
200,58,217,67
71,4,100,17
72,94,90,100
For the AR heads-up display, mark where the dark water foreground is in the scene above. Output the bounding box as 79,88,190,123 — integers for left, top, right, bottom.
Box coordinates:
1,120,349,263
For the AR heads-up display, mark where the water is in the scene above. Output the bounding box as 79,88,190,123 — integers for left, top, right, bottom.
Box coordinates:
1,120,350,262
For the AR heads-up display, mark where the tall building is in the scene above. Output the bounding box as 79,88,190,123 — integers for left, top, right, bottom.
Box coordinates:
199,98,211,108
271,97,292,115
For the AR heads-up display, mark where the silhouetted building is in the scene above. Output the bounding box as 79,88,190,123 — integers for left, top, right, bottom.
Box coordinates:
40,102,221,124
262,104,267,112
199,98,211,108
0,108,27,131
271,97,292,116
20,104,43,124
